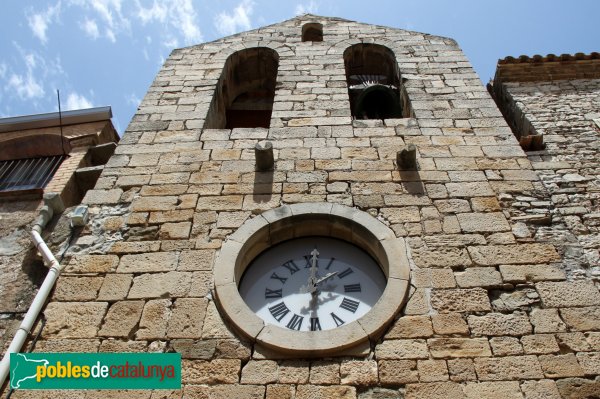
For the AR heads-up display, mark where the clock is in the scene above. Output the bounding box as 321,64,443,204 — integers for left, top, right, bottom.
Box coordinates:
214,203,410,356
238,237,386,332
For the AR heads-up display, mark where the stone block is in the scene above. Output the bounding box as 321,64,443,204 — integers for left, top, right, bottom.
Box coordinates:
536,281,600,308
181,359,240,384
65,255,119,273
128,271,192,299
499,264,565,283
468,244,559,265
404,382,465,399
99,300,144,338
447,358,476,382
520,380,561,399
241,360,278,384
278,360,309,384
467,312,532,336
430,288,491,313
521,334,559,354
137,299,171,340
43,302,107,339
160,222,191,239
118,252,178,273
412,247,472,268
431,313,469,335
489,337,523,356
178,249,215,271
428,338,492,358
529,308,567,333
463,381,522,399
97,274,133,301
474,355,543,381
538,354,585,378
340,360,378,385
576,352,600,375
378,360,418,384
375,339,429,359
457,212,510,233
417,360,448,382
54,276,103,301
266,384,294,399
82,189,123,205
386,315,433,338
167,298,208,338
455,267,502,288
556,378,600,399
309,360,340,384
295,385,356,399
560,307,600,331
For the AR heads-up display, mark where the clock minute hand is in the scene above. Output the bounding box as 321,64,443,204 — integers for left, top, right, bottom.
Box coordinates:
314,271,338,286
308,248,319,294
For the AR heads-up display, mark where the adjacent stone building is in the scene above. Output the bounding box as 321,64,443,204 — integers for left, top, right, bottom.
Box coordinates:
3,15,599,398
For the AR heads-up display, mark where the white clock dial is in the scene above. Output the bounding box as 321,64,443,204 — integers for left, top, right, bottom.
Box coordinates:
238,237,386,331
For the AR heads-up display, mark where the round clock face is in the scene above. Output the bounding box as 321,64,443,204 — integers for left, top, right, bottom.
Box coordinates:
238,237,386,332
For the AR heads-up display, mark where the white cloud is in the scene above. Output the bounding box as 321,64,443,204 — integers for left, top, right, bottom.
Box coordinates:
27,2,62,44
64,92,93,110
0,63,7,79
295,1,318,15
7,73,45,100
69,0,130,42
81,18,100,39
135,0,202,46
215,0,254,36
126,92,141,106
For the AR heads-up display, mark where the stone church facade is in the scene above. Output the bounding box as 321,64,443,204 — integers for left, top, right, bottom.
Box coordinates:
3,14,599,399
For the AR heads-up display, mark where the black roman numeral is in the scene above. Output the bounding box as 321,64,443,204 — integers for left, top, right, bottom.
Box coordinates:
282,260,300,275
340,297,360,313
270,272,287,284
326,258,335,270
286,314,304,330
269,302,290,322
344,283,361,293
265,288,282,299
303,254,317,268
338,267,354,279
310,317,321,331
330,312,345,327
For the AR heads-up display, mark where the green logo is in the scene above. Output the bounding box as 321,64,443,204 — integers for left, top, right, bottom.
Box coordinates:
10,353,181,390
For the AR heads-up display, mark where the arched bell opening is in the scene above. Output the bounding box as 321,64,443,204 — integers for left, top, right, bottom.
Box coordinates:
343,43,411,120
205,47,279,129
302,23,323,42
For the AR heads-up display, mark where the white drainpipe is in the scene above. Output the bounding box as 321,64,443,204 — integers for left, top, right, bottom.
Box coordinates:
0,196,64,389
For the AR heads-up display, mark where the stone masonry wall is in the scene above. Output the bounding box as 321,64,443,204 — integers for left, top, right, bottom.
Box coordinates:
9,15,600,399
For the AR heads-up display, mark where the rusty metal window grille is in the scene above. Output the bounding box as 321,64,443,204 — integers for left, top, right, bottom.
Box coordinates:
0,155,66,192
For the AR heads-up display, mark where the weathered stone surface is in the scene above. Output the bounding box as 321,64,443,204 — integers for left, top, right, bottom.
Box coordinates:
404,382,465,399
499,264,565,283
340,360,378,385
178,249,215,271
181,359,240,384
309,361,340,384
428,338,492,358
560,307,600,331
536,281,600,308
295,385,356,399
97,273,132,301
43,302,108,338
137,299,171,340
54,276,103,301
128,271,192,299
278,360,309,384
520,379,561,399
357,388,402,399
430,288,491,313
412,247,472,268
386,315,433,338
82,189,123,204
468,312,532,336
118,252,178,273
241,360,278,384
266,384,294,399
378,360,418,384
99,300,144,337
463,381,522,399
538,354,585,378
556,378,600,399
576,352,600,375
468,244,559,265
417,359,448,382
375,339,429,359
489,337,523,356
167,298,208,338
529,308,567,333
431,313,469,335
457,212,511,233
65,255,119,273
521,334,559,354
474,355,544,381
447,358,476,382
455,267,503,288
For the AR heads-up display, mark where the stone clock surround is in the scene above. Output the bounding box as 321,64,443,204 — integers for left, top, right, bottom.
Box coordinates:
214,202,411,356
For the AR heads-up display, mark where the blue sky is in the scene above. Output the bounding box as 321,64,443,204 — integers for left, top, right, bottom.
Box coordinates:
0,0,598,133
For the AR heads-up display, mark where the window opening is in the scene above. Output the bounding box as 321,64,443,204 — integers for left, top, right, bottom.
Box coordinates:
0,155,66,192
302,23,323,42
205,47,279,129
343,43,410,120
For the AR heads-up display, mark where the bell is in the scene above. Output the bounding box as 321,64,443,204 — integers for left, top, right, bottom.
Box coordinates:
353,84,402,120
